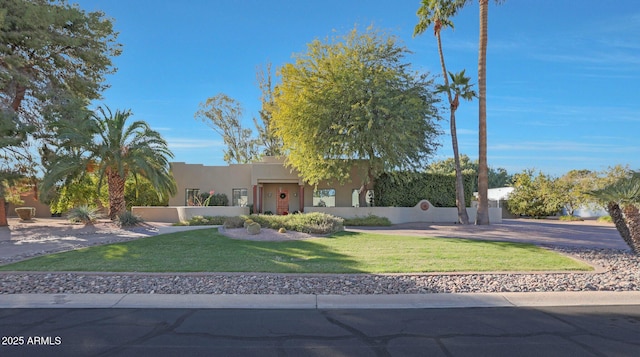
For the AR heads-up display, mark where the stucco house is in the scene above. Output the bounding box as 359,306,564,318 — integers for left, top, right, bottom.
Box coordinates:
169,156,373,214
135,156,502,224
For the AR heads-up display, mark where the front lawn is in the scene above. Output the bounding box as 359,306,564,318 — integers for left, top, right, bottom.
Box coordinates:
0,229,592,273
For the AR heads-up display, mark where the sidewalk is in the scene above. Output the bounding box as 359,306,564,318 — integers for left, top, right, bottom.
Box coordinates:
2,291,640,309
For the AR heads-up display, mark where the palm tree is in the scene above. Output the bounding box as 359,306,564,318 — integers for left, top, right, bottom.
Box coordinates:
41,106,176,220
475,0,490,225
589,175,640,254
415,0,474,224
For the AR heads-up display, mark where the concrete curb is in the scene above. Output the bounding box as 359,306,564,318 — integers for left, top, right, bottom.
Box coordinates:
1,291,638,309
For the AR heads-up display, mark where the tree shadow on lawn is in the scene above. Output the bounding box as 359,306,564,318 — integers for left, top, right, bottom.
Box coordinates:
236,236,364,273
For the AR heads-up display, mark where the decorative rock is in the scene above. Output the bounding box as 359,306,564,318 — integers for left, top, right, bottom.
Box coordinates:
246,222,261,235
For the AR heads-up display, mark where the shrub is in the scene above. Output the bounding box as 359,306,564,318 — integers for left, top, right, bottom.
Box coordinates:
117,211,144,227
374,171,475,207
223,216,245,229
597,215,613,223
343,214,392,226
278,227,287,233
248,212,343,234
183,215,226,226
198,192,229,206
67,206,102,225
243,219,254,228
559,215,583,222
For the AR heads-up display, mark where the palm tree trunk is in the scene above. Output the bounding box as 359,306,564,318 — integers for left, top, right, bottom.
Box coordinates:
475,0,490,225
451,110,469,224
107,169,126,220
0,197,8,227
436,30,468,224
622,204,640,254
608,202,636,254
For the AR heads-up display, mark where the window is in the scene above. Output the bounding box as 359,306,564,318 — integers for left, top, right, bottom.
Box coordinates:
313,188,335,207
352,189,374,207
185,188,199,206
232,188,248,207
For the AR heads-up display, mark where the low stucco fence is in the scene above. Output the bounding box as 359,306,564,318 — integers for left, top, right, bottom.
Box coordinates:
132,201,501,224
132,206,250,223
305,200,502,224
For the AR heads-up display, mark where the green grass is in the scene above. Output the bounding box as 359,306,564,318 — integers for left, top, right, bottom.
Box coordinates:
559,215,584,222
0,230,592,273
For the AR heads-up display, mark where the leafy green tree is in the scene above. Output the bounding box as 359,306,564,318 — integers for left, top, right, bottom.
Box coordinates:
415,0,475,224
0,0,120,225
41,106,176,220
427,155,477,176
589,173,640,254
49,174,108,215
508,170,564,218
556,170,599,216
1,0,120,117
272,26,441,205
427,155,511,191
124,176,169,209
488,166,512,188
195,93,261,164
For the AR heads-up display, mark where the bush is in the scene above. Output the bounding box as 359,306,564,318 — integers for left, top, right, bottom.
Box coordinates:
597,215,613,223
117,211,144,227
343,214,392,226
67,206,102,224
180,215,226,226
198,192,229,206
374,172,475,207
559,215,583,222
223,216,245,229
248,212,344,234
243,219,254,228
507,170,565,218
278,227,287,233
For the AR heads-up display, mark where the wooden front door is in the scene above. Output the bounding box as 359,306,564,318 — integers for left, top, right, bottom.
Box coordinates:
277,190,289,215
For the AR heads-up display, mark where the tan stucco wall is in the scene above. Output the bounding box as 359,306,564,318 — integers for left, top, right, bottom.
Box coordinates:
7,191,52,218
132,206,250,223
306,200,504,224
171,158,370,211
170,162,253,206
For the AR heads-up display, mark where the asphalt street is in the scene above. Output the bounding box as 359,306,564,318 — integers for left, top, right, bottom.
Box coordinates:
1,305,639,356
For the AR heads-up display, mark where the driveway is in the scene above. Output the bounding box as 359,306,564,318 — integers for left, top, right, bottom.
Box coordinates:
346,219,628,251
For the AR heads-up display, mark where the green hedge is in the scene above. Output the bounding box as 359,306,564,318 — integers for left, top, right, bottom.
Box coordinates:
374,172,475,207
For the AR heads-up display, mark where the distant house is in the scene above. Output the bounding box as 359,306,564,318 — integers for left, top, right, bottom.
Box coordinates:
170,156,373,214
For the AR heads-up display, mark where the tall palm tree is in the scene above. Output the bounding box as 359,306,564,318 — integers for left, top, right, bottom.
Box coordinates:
475,0,490,225
415,0,474,224
41,106,176,220
590,175,640,254
475,0,506,225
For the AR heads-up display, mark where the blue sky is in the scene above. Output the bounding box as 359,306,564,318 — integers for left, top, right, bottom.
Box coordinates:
74,0,640,176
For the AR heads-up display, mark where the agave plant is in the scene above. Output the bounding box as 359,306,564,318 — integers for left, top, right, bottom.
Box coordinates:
67,206,103,225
